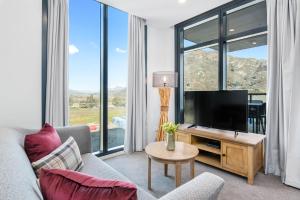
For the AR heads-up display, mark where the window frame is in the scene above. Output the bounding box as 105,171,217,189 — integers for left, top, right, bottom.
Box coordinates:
174,0,267,123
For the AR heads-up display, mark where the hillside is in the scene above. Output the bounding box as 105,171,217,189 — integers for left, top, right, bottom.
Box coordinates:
184,49,267,93
69,87,126,98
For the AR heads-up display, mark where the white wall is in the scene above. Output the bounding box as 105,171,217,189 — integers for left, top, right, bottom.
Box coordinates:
0,0,42,128
146,25,175,143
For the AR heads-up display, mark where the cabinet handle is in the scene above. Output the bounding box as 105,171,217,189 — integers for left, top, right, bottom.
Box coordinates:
222,154,226,157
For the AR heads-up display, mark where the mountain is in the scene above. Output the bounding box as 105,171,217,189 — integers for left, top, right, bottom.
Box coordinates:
108,87,127,98
69,89,99,96
69,87,126,98
184,49,267,93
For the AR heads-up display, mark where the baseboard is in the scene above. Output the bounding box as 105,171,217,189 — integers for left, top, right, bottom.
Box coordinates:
285,179,300,190
100,151,125,160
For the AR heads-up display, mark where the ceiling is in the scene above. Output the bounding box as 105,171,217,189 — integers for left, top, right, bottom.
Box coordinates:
98,0,232,28
184,1,267,51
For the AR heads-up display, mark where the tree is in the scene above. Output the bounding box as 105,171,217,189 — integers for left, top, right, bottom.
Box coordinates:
112,96,125,107
69,95,74,106
86,94,97,108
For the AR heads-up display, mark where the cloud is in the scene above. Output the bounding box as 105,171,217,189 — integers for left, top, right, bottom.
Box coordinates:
115,48,127,54
69,44,79,55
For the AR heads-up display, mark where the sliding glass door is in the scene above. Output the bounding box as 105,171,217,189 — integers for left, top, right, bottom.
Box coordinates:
69,0,128,154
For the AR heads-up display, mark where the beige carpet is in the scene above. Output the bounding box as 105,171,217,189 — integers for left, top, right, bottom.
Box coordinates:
105,152,300,200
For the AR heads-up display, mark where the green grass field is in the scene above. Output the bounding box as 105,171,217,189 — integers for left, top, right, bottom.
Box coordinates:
69,106,126,128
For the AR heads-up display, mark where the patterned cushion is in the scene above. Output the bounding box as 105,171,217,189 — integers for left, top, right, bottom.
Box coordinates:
32,137,83,177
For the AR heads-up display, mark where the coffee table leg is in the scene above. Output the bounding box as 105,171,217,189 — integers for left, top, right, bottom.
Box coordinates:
190,159,195,178
148,157,151,190
175,162,181,187
164,163,168,176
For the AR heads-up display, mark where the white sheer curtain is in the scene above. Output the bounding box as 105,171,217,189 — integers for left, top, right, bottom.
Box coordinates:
125,15,147,153
265,0,300,188
45,0,69,127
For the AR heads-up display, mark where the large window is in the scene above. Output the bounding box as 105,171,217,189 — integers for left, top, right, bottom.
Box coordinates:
176,0,267,134
225,1,267,104
227,34,267,94
107,7,128,150
69,0,102,152
183,15,219,91
69,0,128,154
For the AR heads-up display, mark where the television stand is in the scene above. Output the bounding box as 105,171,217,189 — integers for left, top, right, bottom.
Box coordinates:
176,126,265,184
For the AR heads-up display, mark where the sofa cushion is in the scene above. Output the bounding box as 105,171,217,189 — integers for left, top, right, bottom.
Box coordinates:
25,123,62,162
0,128,43,200
32,137,83,177
56,126,91,154
40,168,137,200
80,153,156,200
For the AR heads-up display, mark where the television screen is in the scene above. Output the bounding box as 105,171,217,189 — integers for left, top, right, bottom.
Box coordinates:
184,90,248,132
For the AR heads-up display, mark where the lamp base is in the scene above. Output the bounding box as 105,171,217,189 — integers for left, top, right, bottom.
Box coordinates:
156,87,171,141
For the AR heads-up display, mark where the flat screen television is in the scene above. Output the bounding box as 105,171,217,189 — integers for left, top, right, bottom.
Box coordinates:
184,90,248,132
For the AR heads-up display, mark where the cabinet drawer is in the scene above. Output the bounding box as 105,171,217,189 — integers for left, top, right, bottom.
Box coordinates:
176,132,191,143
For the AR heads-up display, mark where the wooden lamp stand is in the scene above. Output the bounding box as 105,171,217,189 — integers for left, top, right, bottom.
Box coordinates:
156,87,171,141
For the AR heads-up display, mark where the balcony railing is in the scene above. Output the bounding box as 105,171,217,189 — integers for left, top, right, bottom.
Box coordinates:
248,92,266,103
248,93,266,134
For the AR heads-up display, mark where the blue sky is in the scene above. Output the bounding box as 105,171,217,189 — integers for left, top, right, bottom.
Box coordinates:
227,46,267,60
69,0,128,92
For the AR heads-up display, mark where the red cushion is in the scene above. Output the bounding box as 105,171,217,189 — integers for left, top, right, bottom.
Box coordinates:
25,123,62,163
39,168,137,200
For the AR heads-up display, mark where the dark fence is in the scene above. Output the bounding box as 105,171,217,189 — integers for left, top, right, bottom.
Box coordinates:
248,93,266,103
248,93,266,134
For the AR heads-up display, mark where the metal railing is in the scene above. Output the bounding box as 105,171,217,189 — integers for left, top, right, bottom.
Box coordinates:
248,93,266,103
248,93,266,134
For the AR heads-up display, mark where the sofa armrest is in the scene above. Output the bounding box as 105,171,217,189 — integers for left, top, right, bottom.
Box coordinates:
159,172,224,200
56,126,91,154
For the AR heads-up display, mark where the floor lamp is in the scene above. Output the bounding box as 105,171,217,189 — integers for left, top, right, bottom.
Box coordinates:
152,71,178,141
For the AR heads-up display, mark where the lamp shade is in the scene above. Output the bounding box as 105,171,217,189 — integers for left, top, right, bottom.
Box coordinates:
152,71,178,88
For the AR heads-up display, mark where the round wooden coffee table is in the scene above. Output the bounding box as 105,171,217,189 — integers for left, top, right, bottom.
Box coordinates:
145,141,198,189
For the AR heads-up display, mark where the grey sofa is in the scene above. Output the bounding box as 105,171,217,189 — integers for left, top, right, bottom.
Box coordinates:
0,126,224,200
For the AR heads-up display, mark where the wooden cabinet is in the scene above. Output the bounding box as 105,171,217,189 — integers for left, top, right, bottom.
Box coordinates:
222,142,248,175
176,126,265,184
